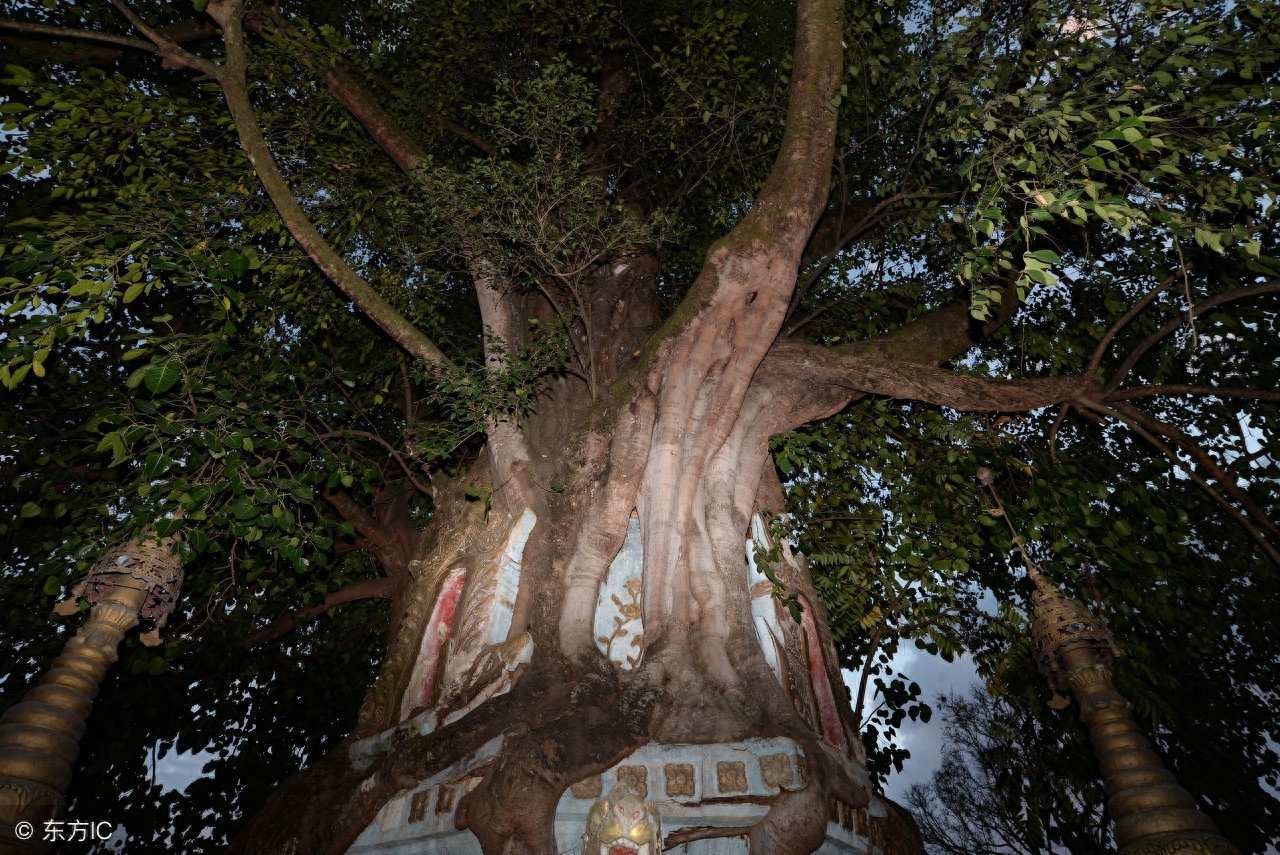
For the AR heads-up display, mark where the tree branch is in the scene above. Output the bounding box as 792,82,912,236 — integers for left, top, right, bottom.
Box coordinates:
471,259,538,515
665,826,754,849
108,0,220,77
200,0,447,363
741,0,844,257
322,65,429,173
852,275,1025,366
323,489,393,550
1104,384,1280,404
649,0,844,354
1084,264,1190,380
1078,399,1280,565
0,18,154,52
241,577,395,648
1103,280,1280,393
1103,399,1280,540
762,339,1086,414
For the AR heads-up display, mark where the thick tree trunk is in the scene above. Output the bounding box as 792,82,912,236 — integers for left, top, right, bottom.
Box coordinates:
229,390,874,855
223,1,906,852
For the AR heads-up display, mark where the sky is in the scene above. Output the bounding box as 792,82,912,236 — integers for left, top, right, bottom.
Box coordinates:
851,647,981,802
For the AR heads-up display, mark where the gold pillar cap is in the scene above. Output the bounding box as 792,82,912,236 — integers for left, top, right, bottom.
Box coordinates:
1027,569,1120,692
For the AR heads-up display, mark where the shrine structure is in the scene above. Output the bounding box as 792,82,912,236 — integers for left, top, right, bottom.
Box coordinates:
344,512,895,855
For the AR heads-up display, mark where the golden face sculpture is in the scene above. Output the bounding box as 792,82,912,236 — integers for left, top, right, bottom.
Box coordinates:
584,786,662,855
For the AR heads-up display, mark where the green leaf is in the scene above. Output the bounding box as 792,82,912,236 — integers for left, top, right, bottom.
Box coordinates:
43,575,62,596
20,501,41,519
144,360,181,394
143,452,174,479
95,431,127,465
153,518,183,537
231,497,258,520
221,249,249,278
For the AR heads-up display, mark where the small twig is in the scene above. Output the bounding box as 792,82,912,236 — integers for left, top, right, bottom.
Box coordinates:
317,430,431,495
979,480,1039,576
899,91,939,191
1047,402,1070,464
784,191,958,328
1084,265,1190,381
1176,242,1198,355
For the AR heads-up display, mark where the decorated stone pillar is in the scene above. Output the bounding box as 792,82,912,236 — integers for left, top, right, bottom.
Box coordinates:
0,533,183,855
1026,567,1239,855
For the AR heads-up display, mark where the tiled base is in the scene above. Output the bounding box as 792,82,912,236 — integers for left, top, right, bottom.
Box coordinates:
347,738,879,855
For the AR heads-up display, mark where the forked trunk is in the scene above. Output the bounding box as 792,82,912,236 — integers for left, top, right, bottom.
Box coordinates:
226,237,908,854
225,1,918,852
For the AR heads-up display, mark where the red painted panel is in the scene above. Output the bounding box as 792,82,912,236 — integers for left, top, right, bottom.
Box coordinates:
800,598,849,753
411,567,467,712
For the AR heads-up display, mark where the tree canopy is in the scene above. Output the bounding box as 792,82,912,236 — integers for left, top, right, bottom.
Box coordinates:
1,0,1277,851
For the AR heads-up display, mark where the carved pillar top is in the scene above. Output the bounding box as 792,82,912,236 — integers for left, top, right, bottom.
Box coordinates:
62,532,184,622
1026,568,1120,693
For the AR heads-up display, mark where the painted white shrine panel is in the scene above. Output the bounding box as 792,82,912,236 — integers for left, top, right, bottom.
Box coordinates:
595,513,645,669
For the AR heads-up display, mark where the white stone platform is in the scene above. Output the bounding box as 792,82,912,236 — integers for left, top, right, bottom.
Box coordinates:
347,738,881,855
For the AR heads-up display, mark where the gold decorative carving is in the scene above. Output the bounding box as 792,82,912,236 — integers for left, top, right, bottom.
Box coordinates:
777,612,818,732
584,786,661,855
663,763,695,797
1066,664,1114,688
759,753,794,790
715,761,747,793
356,510,478,737
1120,833,1241,855
435,785,456,814
67,532,184,622
598,577,645,669
572,774,603,800
444,528,508,683
409,790,432,823
1026,568,1120,693
616,766,648,798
